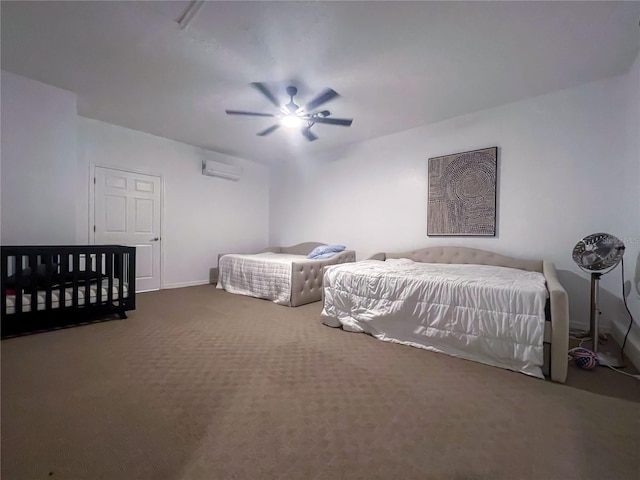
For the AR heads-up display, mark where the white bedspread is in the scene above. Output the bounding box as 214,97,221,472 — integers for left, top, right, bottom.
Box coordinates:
216,253,305,306
321,259,548,378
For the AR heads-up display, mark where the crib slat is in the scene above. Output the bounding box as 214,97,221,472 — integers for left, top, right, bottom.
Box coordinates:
95,252,103,305
72,252,80,309
1,251,8,318
59,254,69,309
14,256,23,315
29,254,38,313
84,254,91,310
106,253,114,308
43,253,53,311
117,252,125,311
128,249,136,310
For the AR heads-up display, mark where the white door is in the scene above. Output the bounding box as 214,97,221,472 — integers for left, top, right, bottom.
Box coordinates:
94,167,162,292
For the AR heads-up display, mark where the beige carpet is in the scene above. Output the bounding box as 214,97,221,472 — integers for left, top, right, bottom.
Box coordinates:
2,285,639,480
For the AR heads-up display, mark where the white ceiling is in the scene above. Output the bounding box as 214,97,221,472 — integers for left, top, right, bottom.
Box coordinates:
2,1,639,164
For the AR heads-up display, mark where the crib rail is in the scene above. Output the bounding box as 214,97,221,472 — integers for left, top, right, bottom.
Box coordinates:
1,245,136,338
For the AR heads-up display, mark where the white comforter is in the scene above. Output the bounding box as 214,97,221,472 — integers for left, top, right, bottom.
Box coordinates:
321,259,548,378
216,253,305,306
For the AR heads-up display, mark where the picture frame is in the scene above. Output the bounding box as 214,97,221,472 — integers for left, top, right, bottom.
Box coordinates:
427,146,498,236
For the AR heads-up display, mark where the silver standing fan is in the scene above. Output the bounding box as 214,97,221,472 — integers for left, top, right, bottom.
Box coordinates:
572,233,625,367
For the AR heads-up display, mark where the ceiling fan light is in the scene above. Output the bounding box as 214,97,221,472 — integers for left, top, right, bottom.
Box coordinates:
281,115,303,129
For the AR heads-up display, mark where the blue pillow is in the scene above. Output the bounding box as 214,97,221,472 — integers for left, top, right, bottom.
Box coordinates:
307,244,346,259
313,251,342,259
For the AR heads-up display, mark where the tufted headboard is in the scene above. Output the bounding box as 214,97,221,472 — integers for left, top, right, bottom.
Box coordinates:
368,246,543,273
259,242,327,256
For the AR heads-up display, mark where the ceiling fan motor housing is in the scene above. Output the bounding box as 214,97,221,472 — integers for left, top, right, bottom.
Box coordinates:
286,86,298,97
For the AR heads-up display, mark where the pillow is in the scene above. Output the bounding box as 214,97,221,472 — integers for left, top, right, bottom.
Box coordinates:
312,251,344,259
307,244,346,259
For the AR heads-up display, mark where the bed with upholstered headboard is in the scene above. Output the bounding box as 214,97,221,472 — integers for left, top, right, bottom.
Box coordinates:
321,246,569,383
216,242,356,307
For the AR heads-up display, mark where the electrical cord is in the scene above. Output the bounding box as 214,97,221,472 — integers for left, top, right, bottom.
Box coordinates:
603,363,640,380
596,256,640,380
619,256,636,357
604,257,640,380
565,260,639,380
564,253,639,380
566,339,640,380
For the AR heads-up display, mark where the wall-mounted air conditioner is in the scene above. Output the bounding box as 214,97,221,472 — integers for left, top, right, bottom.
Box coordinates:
202,159,242,181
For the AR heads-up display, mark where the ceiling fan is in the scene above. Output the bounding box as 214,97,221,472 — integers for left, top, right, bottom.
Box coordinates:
225,83,353,141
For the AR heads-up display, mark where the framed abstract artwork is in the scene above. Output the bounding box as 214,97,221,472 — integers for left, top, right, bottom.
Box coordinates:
427,146,498,236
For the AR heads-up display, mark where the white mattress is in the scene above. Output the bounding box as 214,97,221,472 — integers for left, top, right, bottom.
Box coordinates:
321,259,548,378
216,253,306,306
5,278,129,314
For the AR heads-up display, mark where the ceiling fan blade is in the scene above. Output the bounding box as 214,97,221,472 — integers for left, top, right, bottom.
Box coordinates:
310,117,353,127
302,88,339,112
250,82,281,108
225,110,276,117
301,129,318,141
257,124,281,136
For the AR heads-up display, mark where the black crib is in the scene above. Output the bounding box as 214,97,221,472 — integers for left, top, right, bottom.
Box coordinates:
1,245,136,338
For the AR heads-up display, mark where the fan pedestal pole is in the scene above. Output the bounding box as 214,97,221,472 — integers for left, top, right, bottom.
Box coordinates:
590,272,624,368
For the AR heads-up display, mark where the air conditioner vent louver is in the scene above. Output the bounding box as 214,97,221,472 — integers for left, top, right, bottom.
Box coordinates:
202,160,242,181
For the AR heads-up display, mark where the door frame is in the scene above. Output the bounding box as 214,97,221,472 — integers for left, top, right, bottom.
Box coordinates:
89,163,165,291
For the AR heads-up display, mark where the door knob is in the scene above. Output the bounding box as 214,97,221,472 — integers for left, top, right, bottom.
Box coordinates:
150,237,160,242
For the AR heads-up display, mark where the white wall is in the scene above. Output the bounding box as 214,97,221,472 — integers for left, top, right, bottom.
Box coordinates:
78,118,270,289
270,69,638,337
1,70,78,244
611,52,640,369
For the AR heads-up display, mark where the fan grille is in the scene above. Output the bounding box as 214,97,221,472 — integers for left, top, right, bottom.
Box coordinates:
572,232,625,271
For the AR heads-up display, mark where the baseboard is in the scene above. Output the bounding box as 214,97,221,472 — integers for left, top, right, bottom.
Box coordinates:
569,319,614,335
569,320,590,334
162,280,211,290
569,320,613,335
610,317,640,371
